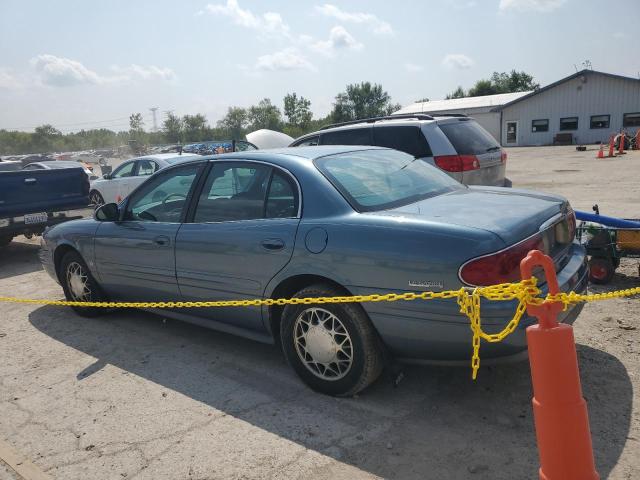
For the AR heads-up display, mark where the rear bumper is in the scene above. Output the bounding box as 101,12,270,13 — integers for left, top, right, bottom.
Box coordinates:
1,209,89,238
362,243,588,363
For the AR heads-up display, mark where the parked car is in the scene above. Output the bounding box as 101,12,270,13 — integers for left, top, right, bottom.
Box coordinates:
0,167,89,247
69,152,106,166
290,114,510,187
40,146,586,396
88,153,200,205
23,160,99,181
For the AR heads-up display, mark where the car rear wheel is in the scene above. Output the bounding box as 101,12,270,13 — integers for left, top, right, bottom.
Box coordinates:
280,284,383,396
60,250,108,317
589,257,615,284
89,190,104,207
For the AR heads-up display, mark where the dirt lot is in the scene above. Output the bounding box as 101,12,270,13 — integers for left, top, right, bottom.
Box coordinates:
1,146,639,480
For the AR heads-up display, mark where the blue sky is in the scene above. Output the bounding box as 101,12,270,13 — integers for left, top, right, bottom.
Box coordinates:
0,0,638,132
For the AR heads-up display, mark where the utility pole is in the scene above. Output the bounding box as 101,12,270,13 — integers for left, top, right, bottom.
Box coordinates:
149,107,159,132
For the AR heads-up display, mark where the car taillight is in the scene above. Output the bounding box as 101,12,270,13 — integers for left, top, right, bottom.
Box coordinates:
500,150,507,163
434,155,480,172
459,234,545,286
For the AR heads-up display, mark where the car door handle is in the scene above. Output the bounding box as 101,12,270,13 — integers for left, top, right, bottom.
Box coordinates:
261,239,285,251
24,178,37,184
153,235,171,247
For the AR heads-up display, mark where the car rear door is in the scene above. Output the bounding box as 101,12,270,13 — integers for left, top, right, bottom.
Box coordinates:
437,119,506,186
175,161,301,333
93,162,204,301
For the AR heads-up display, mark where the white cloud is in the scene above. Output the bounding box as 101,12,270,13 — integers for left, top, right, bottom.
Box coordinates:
0,69,23,89
442,53,475,69
30,54,103,87
310,26,363,57
255,48,317,72
499,0,566,12
29,54,176,87
315,4,393,35
404,63,424,73
204,0,290,37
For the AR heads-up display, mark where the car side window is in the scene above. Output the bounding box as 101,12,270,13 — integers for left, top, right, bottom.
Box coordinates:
293,136,319,147
373,126,433,158
320,128,372,146
124,165,200,223
194,163,271,223
137,160,158,176
266,171,298,218
112,161,136,178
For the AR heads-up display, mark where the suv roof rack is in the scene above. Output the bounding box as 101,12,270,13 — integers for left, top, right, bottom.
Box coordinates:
319,114,435,131
429,113,468,118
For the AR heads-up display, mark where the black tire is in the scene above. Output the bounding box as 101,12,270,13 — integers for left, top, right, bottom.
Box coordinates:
89,190,104,207
589,257,615,284
59,250,108,317
0,235,13,247
280,284,383,396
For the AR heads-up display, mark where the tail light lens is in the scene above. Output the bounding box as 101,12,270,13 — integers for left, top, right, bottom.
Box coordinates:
434,155,480,172
459,234,545,286
500,150,507,163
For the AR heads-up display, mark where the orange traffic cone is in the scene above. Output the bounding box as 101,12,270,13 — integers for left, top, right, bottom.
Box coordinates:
596,143,604,158
520,251,599,480
617,133,626,155
608,134,615,157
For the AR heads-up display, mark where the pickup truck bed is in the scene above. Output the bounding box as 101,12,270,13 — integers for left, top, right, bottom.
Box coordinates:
0,168,90,246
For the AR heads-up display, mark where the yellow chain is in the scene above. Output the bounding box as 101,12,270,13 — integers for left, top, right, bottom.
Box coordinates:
2,279,639,380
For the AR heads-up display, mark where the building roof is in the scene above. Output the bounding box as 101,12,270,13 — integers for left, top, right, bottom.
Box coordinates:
396,91,531,115
494,69,640,111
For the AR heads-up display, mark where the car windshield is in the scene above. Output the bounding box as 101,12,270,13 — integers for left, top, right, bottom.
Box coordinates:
314,149,462,212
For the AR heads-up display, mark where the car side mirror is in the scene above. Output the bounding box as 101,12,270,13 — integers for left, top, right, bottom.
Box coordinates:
94,203,119,222
103,173,112,180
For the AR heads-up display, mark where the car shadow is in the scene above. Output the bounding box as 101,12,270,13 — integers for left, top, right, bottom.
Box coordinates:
0,239,44,280
29,307,631,479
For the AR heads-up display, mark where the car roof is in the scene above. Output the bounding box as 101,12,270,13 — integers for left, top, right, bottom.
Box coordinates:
130,153,201,161
202,145,391,162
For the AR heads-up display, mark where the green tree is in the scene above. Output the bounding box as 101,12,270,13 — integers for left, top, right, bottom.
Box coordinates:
162,112,183,143
283,93,313,129
467,79,496,97
330,82,397,122
216,107,248,139
415,97,430,103
182,114,209,142
445,86,466,99
247,98,283,131
129,113,144,133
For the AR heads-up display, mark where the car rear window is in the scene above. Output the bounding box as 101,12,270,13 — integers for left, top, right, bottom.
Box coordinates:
320,128,372,146
314,149,461,212
438,120,500,155
373,125,432,158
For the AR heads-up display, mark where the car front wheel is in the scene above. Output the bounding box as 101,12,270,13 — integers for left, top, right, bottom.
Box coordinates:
89,190,104,207
60,250,108,317
280,284,383,396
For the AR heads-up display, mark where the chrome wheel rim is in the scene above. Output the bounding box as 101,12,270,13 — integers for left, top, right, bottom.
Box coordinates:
90,192,103,206
66,261,91,301
293,307,353,381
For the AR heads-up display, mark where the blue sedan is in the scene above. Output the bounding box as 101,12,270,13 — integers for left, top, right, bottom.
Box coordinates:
40,146,588,396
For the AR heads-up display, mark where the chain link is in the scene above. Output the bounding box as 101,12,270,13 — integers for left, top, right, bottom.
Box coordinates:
2,279,639,379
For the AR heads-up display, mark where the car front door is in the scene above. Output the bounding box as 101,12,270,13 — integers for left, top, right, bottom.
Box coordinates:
121,159,159,200
93,162,203,301
175,161,301,333
101,160,136,203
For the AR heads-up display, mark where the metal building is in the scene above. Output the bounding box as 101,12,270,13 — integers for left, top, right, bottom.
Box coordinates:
395,91,530,141
496,70,640,147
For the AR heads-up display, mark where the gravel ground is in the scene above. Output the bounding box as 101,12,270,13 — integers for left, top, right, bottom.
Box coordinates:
0,145,639,480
